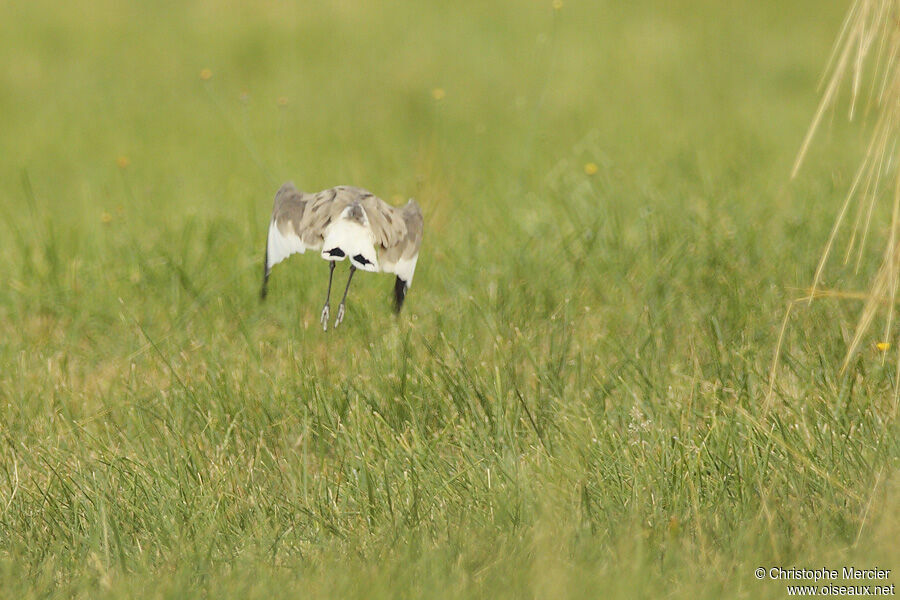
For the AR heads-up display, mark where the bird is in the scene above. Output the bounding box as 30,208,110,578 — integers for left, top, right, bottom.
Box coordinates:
260,183,424,330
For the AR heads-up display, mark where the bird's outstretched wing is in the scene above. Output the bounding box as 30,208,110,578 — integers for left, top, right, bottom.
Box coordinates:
261,183,311,299
367,197,424,312
360,194,409,250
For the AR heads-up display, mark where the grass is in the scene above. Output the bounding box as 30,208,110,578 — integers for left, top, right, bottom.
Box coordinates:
0,0,897,598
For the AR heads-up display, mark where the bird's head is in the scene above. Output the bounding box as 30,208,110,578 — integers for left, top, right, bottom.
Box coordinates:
342,203,368,226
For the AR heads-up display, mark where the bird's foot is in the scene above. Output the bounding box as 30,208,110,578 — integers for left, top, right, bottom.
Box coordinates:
320,304,330,331
334,303,346,328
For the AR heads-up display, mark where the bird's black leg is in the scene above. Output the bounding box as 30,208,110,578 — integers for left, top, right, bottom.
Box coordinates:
320,261,336,331
334,265,357,328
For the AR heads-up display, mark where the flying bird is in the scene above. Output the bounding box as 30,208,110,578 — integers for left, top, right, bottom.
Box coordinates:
261,183,423,330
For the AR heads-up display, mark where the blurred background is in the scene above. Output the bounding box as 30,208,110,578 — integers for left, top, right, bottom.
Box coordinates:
0,0,850,228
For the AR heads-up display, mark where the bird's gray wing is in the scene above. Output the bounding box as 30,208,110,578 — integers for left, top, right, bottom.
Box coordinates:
399,199,424,259
362,194,414,252
264,183,312,272
262,182,326,298
371,198,424,311
297,187,353,247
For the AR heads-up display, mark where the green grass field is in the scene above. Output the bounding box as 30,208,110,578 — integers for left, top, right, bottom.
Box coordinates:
1,0,897,597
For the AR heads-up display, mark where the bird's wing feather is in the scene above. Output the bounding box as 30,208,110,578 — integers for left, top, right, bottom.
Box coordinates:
362,194,411,250
266,183,311,272
400,199,424,258
376,199,423,283
297,188,353,247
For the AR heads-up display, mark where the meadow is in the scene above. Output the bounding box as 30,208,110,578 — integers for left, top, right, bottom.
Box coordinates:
0,0,897,597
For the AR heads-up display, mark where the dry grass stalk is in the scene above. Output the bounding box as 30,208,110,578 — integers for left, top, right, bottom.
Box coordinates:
790,0,900,395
